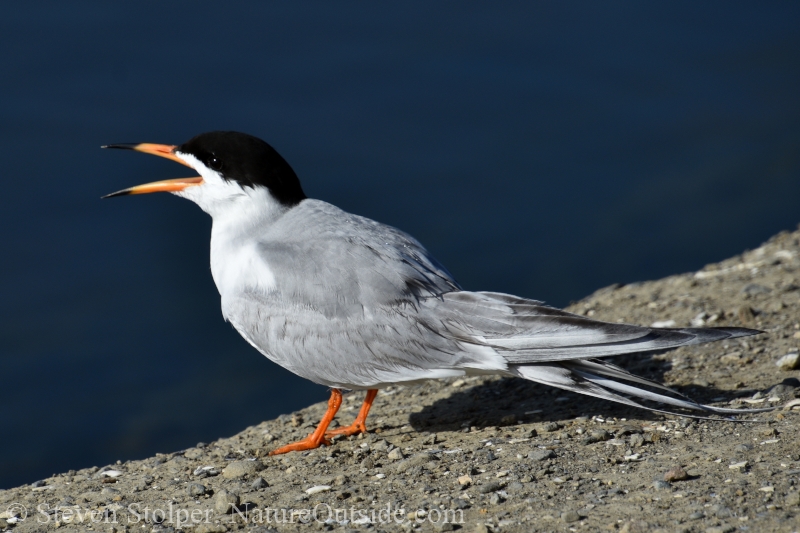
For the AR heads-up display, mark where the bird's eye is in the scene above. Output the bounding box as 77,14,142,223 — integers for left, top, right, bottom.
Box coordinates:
209,156,223,171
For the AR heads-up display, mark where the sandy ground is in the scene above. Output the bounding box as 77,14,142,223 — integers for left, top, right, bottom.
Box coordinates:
2,228,799,533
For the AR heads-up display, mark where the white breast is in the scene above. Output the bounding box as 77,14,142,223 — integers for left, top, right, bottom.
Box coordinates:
210,239,276,299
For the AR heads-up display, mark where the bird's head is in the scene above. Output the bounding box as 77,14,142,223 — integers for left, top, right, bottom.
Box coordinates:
103,131,306,218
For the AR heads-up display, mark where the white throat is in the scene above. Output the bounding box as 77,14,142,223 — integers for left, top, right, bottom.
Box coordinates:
171,151,289,301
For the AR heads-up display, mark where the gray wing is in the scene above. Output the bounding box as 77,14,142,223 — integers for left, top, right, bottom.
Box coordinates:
256,200,460,318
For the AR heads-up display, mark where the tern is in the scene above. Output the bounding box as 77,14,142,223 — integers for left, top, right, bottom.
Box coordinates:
104,131,763,454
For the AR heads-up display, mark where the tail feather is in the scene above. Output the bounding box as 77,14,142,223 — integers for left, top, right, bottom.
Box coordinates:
511,361,771,417
432,291,770,417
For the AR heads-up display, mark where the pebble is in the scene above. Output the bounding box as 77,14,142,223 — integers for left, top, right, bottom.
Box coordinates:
457,475,472,486
734,443,752,453
561,510,580,523
619,520,649,533
474,449,497,463
305,485,331,495
222,460,262,479
214,489,239,514
184,448,204,460
629,434,645,447
394,453,431,473
387,447,405,461
479,480,505,494
583,429,611,444
741,283,771,296
489,492,505,505
652,480,671,490
543,422,560,432
786,491,800,507
251,477,268,489
776,352,800,371
187,483,206,497
528,449,555,461
664,466,689,482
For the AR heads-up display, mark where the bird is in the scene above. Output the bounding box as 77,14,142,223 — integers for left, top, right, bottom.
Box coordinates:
103,131,765,455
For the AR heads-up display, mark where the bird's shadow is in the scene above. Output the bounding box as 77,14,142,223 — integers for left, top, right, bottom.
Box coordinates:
408,354,757,432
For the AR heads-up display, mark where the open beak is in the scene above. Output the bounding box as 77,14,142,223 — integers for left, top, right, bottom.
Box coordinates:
102,142,204,198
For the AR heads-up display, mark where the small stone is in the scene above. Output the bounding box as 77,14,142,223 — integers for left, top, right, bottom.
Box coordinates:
479,480,505,494
187,483,206,497
372,439,389,452
222,460,262,479
457,475,472,487
214,489,239,514
251,477,268,490
652,480,671,490
583,429,611,444
332,474,348,485
776,352,800,371
387,448,405,461
436,522,456,532
422,433,439,445
734,443,752,453
527,449,555,461
0,519,8,529
474,449,497,464
506,481,524,492
561,510,580,523
31,479,46,488
687,511,704,520
741,283,771,296
619,520,649,533
305,485,331,495
543,422,560,432
184,448,204,460
629,434,645,448
786,491,800,507
714,506,732,518
663,466,689,482
394,453,432,473
488,492,504,505
705,526,735,533
361,457,375,469
290,413,303,427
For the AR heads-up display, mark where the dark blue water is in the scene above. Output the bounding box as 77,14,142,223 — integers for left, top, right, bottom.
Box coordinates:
1,2,799,488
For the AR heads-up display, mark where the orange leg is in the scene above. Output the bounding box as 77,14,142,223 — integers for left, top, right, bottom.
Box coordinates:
324,389,378,439
269,389,343,455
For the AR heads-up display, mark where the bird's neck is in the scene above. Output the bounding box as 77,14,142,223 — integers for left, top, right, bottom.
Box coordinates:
209,186,291,239
208,188,293,300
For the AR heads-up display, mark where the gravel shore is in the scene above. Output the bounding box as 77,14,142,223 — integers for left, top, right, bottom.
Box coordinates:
3,228,800,533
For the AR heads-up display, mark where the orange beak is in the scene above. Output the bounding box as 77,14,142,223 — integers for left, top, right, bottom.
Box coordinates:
102,142,204,198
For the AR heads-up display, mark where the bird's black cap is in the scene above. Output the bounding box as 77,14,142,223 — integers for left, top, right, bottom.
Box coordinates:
178,131,307,206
